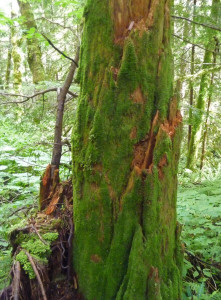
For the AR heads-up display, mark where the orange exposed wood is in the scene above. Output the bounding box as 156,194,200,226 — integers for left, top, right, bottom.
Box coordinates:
130,126,137,139
111,0,153,42
45,185,63,215
132,111,159,174
131,87,145,104
158,154,168,180
90,254,102,263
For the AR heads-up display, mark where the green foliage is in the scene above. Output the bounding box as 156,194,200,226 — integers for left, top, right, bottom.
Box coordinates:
177,179,221,298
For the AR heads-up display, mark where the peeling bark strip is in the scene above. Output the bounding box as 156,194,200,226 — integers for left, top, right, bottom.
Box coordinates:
72,0,182,299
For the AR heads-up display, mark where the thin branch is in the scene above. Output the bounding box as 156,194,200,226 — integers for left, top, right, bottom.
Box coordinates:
37,17,75,33
172,15,221,32
24,250,48,300
173,34,209,52
185,250,221,270
30,224,48,245
41,33,79,67
0,88,78,105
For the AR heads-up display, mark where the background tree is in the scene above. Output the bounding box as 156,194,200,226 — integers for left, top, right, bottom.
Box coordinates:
186,0,220,169
17,0,45,84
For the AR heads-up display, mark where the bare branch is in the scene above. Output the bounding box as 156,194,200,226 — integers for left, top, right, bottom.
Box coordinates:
173,34,209,52
30,224,48,245
172,15,221,32
38,17,75,33
41,33,79,67
0,88,78,105
24,250,48,300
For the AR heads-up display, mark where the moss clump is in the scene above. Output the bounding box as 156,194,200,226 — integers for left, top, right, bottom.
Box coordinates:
16,250,36,279
16,232,58,279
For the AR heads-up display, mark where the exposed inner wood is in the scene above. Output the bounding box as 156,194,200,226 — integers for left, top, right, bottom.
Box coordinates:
111,0,152,41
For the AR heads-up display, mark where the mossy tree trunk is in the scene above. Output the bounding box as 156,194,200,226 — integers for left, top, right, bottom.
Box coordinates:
18,0,45,84
72,1,182,299
11,11,22,91
200,39,219,170
186,0,220,170
188,0,197,148
5,30,12,89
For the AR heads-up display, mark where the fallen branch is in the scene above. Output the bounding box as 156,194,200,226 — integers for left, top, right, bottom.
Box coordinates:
0,88,78,105
24,250,48,300
185,250,221,270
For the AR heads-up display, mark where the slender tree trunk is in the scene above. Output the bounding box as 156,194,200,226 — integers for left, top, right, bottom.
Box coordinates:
5,33,12,89
72,1,182,299
51,47,80,176
11,11,22,91
186,0,220,170
188,0,197,148
39,48,79,210
17,0,45,84
200,40,218,169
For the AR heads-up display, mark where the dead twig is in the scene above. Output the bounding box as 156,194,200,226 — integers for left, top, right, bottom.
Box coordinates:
30,224,48,245
41,33,79,67
24,250,48,300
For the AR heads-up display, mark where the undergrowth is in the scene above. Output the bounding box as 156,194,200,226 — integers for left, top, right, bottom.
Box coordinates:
178,176,221,299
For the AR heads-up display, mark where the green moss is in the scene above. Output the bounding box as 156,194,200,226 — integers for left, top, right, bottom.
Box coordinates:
16,250,36,279
15,231,58,279
42,232,58,242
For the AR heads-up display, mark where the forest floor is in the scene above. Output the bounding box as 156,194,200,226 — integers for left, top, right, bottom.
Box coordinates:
178,180,221,299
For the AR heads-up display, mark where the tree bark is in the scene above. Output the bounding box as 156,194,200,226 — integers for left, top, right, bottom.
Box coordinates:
17,0,45,84
72,1,182,299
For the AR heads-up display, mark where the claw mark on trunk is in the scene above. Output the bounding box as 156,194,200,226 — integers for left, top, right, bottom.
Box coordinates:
132,111,159,175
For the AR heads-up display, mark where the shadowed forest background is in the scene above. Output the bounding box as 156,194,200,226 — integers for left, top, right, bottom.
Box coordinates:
0,0,221,299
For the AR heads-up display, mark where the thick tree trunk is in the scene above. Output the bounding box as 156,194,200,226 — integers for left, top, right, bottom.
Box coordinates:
186,0,220,170
17,0,45,84
72,1,182,299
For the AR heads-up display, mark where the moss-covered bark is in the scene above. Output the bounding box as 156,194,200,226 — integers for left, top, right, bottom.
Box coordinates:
72,1,182,299
5,34,12,89
186,0,220,170
18,0,45,84
11,11,22,91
